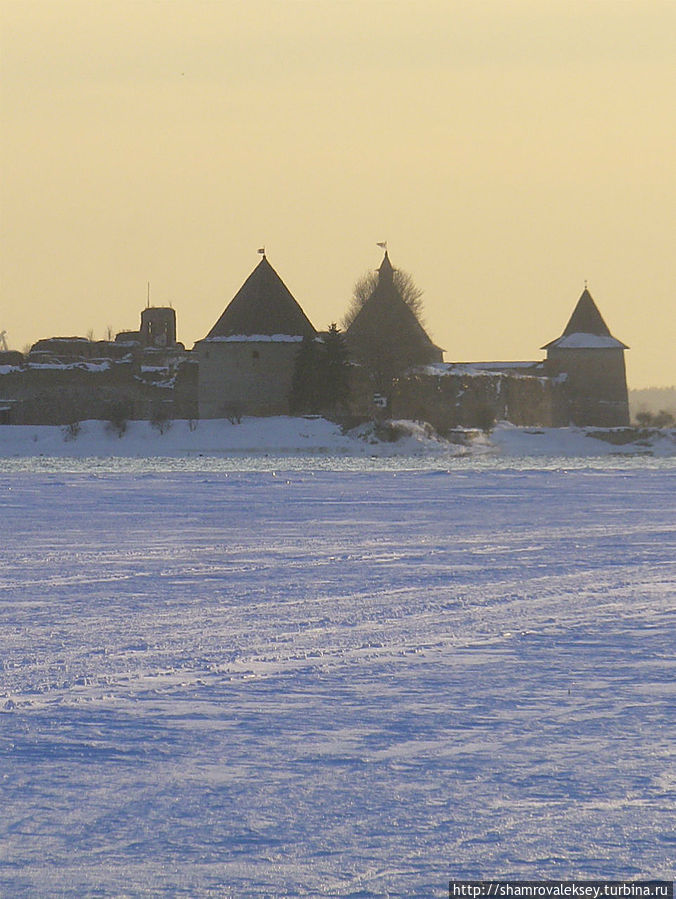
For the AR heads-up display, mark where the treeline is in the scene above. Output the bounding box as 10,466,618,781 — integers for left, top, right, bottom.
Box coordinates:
629,386,676,419
633,409,675,428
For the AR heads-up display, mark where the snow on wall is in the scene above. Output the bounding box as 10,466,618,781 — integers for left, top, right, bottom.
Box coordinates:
201,334,305,343
547,332,627,349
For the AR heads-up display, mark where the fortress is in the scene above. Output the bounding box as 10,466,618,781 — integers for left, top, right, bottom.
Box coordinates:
0,250,630,430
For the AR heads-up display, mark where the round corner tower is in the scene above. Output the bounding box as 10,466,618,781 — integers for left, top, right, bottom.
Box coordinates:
542,288,630,427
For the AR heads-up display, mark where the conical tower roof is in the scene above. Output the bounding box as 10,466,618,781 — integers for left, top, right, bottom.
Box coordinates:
346,251,443,375
206,256,316,339
542,287,628,350
377,249,395,284
563,288,611,336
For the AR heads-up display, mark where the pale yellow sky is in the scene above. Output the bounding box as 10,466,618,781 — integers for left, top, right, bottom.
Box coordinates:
1,0,674,386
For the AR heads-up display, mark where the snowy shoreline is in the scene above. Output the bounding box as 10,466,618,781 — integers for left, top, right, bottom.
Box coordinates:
0,416,674,459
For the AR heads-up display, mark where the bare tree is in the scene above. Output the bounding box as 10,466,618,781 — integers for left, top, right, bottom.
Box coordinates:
636,409,675,428
342,268,425,330
62,420,82,441
150,402,173,435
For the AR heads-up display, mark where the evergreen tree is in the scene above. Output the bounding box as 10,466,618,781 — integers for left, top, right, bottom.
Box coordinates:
290,326,351,417
320,323,351,413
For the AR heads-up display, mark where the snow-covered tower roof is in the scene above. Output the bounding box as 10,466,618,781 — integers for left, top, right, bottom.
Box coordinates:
542,288,628,350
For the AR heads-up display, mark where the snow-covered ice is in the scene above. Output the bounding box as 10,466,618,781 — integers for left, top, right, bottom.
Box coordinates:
0,452,674,896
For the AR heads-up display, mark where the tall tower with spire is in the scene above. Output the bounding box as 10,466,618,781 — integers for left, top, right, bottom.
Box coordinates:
542,288,630,426
345,250,443,392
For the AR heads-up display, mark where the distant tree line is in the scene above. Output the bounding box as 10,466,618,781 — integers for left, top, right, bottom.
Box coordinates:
634,409,675,428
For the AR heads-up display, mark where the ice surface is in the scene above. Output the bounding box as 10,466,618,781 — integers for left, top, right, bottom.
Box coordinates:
0,464,674,896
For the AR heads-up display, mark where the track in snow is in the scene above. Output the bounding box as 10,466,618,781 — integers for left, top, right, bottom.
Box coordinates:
1,468,674,896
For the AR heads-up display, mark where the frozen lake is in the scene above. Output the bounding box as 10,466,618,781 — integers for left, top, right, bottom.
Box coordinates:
1,459,674,896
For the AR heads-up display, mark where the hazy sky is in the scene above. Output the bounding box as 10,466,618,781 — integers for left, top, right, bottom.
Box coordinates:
1,0,674,387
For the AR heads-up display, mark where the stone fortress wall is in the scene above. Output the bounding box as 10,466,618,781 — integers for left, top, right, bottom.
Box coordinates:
0,254,630,429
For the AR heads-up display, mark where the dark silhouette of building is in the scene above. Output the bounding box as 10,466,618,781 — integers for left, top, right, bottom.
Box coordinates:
195,254,317,417
543,288,630,426
140,307,177,348
0,250,633,430
206,254,315,340
345,251,443,390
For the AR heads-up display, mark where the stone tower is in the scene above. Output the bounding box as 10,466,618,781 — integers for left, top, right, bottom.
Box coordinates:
194,254,316,418
140,307,177,348
542,288,630,426
345,251,443,391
